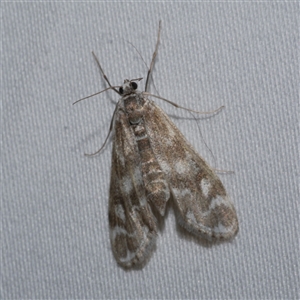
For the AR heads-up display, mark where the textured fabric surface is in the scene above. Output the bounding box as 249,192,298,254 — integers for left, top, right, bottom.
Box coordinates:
2,2,299,299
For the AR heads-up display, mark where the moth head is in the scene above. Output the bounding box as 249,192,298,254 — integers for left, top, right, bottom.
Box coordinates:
119,79,139,95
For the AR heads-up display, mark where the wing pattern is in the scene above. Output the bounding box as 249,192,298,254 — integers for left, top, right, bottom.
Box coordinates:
144,100,239,240
109,107,157,267
108,94,238,268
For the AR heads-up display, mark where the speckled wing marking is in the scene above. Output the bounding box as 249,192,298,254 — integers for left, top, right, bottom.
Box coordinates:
108,108,157,268
144,100,239,240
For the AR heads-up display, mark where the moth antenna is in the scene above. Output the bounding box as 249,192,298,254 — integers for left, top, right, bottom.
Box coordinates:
92,51,121,95
145,20,162,92
124,39,149,72
124,38,160,94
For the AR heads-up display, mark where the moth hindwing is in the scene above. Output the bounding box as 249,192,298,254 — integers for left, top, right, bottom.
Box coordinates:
79,21,238,268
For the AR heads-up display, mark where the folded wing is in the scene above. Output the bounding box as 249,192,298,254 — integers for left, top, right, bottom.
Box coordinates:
109,110,157,267
144,101,238,240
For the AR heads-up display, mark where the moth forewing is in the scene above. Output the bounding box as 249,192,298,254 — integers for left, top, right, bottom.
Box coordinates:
142,100,238,241
109,117,158,267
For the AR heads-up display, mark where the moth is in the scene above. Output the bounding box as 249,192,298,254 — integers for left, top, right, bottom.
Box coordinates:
74,21,238,268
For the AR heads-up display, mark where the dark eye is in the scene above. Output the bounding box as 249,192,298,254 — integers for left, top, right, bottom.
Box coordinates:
119,87,124,94
131,82,137,90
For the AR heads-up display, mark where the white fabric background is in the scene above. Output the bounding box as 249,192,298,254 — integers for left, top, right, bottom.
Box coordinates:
2,2,299,299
